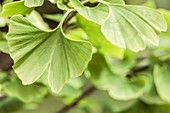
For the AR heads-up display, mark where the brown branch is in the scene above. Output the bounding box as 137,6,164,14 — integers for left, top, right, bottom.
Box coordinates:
56,85,96,113
62,12,77,29
127,65,150,78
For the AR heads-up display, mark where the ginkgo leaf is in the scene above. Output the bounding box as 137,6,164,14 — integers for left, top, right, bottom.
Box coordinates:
1,1,33,17
154,64,170,102
7,15,92,93
101,5,167,52
3,76,48,103
70,0,167,52
88,53,147,100
24,0,44,7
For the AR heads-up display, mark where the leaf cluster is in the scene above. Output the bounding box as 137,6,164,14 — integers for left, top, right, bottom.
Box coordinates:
0,0,170,113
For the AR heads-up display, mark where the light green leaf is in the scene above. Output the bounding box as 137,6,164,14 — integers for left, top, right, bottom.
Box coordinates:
7,15,92,93
24,0,44,7
70,0,167,52
0,32,9,53
66,28,88,41
77,14,124,59
3,76,48,103
154,64,170,102
1,1,33,17
88,53,147,100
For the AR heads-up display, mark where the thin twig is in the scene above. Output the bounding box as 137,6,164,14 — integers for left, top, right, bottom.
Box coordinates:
127,65,150,78
62,12,77,29
56,85,96,113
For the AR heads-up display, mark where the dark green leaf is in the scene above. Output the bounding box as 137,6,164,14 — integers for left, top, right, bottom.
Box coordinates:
88,53,147,100
0,97,23,113
3,76,48,103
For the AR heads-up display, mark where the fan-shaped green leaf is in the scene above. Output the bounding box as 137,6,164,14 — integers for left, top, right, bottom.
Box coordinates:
1,1,33,17
24,0,44,7
101,5,167,52
7,15,92,93
70,0,167,52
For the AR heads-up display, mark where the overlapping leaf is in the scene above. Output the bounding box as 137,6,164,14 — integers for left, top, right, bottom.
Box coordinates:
7,15,92,93
76,14,124,59
26,10,50,30
70,0,167,52
88,53,147,100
